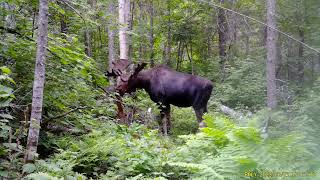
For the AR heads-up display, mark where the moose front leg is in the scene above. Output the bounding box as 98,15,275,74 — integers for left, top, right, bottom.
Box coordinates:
159,104,171,135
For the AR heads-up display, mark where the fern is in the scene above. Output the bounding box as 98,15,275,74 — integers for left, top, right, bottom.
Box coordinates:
25,172,62,180
165,113,320,179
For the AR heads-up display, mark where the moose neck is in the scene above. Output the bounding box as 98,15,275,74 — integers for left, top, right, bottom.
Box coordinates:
135,70,151,92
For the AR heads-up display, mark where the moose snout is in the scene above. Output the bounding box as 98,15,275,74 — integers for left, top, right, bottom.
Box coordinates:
115,87,125,96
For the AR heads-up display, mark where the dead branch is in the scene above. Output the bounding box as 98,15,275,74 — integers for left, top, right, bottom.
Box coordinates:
47,106,88,120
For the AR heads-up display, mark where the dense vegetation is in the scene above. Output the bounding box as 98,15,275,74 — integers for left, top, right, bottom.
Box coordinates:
1,0,320,179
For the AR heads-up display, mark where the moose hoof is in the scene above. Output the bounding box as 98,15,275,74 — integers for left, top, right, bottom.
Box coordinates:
199,121,207,128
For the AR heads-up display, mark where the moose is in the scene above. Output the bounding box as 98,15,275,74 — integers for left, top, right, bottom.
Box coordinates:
107,59,213,135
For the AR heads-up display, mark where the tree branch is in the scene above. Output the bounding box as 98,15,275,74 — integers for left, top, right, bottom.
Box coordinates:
46,106,88,121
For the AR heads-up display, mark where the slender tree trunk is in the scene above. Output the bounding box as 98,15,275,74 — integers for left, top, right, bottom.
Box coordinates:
297,29,304,85
149,0,154,67
243,13,251,56
60,14,67,35
128,1,134,59
84,30,92,57
138,1,144,61
287,38,294,81
25,0,48,162
164,0,172,66
227,0,237,56
218,0,227,82
98,26,103,48
206,24,212,59
176,41,183,71
108,2,116,70
31,8,37,38
58,2,67,35
117,0,130,123
186,42,194,75
119,0,130,60
266,0,277,109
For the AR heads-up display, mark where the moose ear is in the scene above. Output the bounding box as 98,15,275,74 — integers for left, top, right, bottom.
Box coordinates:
105,70,115,77
133,63,147,76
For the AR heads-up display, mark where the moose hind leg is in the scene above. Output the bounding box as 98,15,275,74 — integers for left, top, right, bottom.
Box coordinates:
194,108,206,128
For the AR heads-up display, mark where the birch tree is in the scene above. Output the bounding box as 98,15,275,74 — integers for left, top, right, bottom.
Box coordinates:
266,0,277,109
119,0,130,60
108,2,116,70
25,0,48,162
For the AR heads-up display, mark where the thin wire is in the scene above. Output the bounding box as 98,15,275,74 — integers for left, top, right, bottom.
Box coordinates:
197,0,320,54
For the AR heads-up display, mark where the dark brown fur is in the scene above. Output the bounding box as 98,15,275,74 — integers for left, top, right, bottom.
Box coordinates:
115,64,213,135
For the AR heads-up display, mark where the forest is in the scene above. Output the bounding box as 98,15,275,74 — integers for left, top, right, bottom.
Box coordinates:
0,0,320,179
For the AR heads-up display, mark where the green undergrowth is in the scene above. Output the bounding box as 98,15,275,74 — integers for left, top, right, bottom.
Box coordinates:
24,111,320,180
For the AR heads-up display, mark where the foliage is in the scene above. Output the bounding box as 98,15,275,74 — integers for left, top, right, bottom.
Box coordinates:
166,114,320,179
1,0,320,179
25,113,320,179
0,66,24,179
215,56,266,111
27,122,173,179
170,107,199,136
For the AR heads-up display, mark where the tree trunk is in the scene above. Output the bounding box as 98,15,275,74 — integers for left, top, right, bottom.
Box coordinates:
128,1,134,59
149,0,154,67
186,43,194,75
206,24,213,59
227,0,237,56
84,30,92,57
60,14,67,35
138,1,144,61
164,0,172,66
25,0,48,162
297,28,304,85
266,0,277,109
58,2,67,35
108,2,116,70
218,0,227,82
176,40,183,71
119,0,130,60
31,8,37,38
243,14,251,56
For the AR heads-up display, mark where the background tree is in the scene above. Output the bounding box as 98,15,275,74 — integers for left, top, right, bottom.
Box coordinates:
25,0,49,162
266,0,278,109
218,0,228,82
118,0,130,60
107,1,117,71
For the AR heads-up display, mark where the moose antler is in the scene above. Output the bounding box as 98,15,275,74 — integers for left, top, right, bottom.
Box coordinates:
105,68,123,77
106,59,132,78
133,63,147,76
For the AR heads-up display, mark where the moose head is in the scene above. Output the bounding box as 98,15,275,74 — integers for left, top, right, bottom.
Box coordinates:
115,63,147,96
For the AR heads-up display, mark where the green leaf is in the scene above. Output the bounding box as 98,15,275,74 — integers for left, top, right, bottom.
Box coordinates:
0,171,8,178
0,99,12,107
0,85,13,96
0,114,13,120
23,163,36,174
0,66,11,75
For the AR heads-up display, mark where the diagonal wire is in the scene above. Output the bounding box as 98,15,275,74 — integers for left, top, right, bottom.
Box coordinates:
196,0,320,54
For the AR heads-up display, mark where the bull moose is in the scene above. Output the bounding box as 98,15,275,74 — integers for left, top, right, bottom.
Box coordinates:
107,59,213,135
